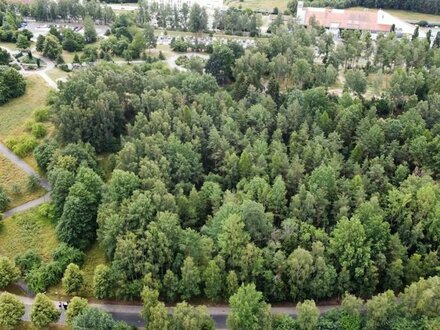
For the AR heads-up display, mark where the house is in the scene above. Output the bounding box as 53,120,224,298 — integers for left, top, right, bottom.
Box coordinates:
296,1,417,36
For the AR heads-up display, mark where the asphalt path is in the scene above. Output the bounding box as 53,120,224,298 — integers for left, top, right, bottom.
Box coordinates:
12,293,338,329
0,141,52,218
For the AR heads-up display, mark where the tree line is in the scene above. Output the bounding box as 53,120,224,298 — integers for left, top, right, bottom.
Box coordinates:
305,0,440,16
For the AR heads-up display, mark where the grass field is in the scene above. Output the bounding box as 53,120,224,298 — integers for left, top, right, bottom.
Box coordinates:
0,205,108,298
0,41,35,52
0,207,59,261
47,242,108,298
0,155,46,210
21,322,69,330
0,75,51,141
47,68,70,82
347,7,440,24
227,0,288,11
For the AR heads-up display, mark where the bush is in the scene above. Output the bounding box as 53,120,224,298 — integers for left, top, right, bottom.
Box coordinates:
0,256,21,288
0,186,10,212
58,63,71,72
34,108,50,122
33,141,58,172
52,243,85,268
27,174,41,192
15,250,42,276
31,123,47,138
5,135,38,157
26,261,64,293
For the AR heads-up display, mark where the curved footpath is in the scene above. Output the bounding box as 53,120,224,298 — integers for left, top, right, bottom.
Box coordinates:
12,293,337,329
0,142,52,218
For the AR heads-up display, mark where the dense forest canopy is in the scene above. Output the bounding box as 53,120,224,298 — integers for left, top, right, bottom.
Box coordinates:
26,21,440,309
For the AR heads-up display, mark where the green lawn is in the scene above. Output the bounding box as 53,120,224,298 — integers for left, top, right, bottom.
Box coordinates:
0,155,46,210
348,7,440,24
0,41,35,52
0,75,51,141
0,205,108,298
47,242,108,298
227,0,288,11
21,322,70,330
0,206,59,261
47,68,70,83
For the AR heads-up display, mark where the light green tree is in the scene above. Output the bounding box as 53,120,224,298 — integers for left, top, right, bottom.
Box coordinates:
297,300,320,330
203,260,223,301
147,302,169,330
179,256,201,300
30,293,61,329
0,256,20,289
227,283,272,330
0,292,25,329
62,263,84,295
66,296,88,325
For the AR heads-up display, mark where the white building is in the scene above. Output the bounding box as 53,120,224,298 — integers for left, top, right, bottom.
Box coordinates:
156,0,224,10
297,1,417,36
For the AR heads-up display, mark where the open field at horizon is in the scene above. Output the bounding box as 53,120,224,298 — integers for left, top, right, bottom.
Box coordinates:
227,0,288,11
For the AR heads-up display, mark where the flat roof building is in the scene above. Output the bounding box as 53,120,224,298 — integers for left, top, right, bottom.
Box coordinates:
296,1,417,35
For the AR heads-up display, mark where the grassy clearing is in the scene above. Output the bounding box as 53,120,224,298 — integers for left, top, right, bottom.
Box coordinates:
347,7,440,24
0,206,59,261
21,322,70,330
47,242,108,298
78,243,107,296
0,41,35,52
0,75,51,141
227,0,288,11
47,67,70,82
0,205,107,298
0,155,46,210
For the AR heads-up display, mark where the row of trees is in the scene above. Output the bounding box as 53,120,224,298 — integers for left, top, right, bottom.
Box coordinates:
0,292,132,329
306,0,440,16
136,1,210,33
3,260,437,330
20,0,115,24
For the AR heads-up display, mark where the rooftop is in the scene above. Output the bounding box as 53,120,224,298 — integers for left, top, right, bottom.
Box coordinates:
299,6,392,32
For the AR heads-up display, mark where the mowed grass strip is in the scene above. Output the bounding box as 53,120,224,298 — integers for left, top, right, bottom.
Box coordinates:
227,0,288,11
0,205,59,261
0,75,51,140
0,154,46,210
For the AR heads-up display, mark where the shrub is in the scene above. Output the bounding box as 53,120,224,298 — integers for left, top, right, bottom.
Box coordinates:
52,243,85,268
33,141,58,172
5,135,38,157
0,256,21,288
27,174,41,192
34,108,50,122
0,186,10,212
31,123,47,138
15,250,42,276
0,292,25,329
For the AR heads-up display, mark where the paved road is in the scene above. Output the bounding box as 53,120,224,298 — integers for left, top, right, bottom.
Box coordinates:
12,293,337,329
